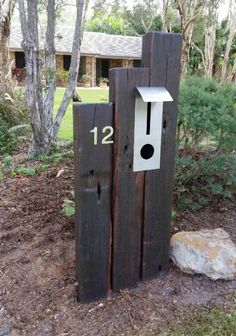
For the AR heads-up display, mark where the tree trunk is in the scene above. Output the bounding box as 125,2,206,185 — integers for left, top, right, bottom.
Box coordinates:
42,0,56,152
204,25,216,78
0,0,16,95
19,0,47,158
175,0,205,77
19,0,89,158
220,0,236,83
161,0,169,32
204,1,219,78
181,21,194,76
230,57,236,82
52,0,88,139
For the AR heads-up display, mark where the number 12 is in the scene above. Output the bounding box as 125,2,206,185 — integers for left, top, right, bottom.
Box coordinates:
90,126,114,145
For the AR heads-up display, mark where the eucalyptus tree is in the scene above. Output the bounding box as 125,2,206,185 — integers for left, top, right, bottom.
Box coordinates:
86,0,126,35
204,0,220,78
0,0,17,95
174,0,205,76
18,0,89,158
123,0,161,36
221,0,236,82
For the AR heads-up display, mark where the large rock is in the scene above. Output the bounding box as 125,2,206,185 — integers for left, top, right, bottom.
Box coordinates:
170,228,236,280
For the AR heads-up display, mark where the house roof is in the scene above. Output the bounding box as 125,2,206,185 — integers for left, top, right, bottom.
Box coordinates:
10,25,142,59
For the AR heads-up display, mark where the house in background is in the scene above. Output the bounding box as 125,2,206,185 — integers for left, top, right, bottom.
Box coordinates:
9,25,142,86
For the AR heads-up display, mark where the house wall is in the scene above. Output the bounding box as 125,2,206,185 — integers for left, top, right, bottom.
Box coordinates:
122,59,133,68
109,59,133,68
85,56,96,86
10,52,16,68
109,59,123,68
56,54,64,71
79,56,86,77
10,50,137,87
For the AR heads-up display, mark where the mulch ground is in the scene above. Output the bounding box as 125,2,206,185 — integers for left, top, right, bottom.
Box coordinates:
0,151,235,336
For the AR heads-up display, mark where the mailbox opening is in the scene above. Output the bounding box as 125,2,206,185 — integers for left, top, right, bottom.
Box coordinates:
141,144,154,160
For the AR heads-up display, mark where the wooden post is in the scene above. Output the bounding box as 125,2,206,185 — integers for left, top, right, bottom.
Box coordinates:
109,68,149,292
141,33,182,280
74,32,182,303
74,103,113,303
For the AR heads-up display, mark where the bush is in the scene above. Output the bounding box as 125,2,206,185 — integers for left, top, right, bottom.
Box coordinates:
178,76,236,152
0,125,18,154
0,90,28,155
174,152,236,211
12,67,27,82
80,74,91,82
56,70,70,82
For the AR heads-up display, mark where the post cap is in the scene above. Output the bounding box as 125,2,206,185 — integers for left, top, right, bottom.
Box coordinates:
136,87,173,102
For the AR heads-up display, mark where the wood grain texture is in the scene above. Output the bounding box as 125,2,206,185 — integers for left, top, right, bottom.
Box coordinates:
73,103,113,303
109,67,149,291
142,32,182,280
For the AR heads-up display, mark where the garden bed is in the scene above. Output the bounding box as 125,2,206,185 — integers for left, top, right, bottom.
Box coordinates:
0,145,235,336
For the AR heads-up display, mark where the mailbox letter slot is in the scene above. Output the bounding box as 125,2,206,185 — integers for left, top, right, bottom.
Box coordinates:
133,87,173,172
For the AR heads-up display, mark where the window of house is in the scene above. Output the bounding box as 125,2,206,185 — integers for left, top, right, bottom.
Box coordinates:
15,52,26,68
63,55,71,71
79,57,86,76
133,60,142,68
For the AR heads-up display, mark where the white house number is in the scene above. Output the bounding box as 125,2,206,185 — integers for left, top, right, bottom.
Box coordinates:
90,126,114,145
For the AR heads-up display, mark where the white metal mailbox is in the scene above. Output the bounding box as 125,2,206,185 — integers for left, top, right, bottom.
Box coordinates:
133,87,173,172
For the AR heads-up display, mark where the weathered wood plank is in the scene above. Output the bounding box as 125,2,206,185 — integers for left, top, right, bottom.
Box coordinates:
142,32,182,280
73,103,113,303
109,67,149,291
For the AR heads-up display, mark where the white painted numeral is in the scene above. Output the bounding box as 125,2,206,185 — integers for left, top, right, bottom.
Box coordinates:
90,127,98,145
90,126,114,145
102,126,114,144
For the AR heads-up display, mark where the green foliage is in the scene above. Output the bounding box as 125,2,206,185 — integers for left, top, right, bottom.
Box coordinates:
86,0,126,35
86,14,126,35
0,90,29,155
0,145,72,180
174,153,236,211
56,70,70,82
178,76,236,152
61,200,75,217
0,90,28,127
61,190,75,217
0,160,49,178
2,155,13,168
15,166,37,177
99,77,109,83
158,308,236,336
80,74,92,82
0,125,18,154
37,146,73,164
123,1,162,35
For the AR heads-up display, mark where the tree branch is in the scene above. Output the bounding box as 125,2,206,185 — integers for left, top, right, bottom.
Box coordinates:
53,0,88,138
43,0,56,133
191,41,205,69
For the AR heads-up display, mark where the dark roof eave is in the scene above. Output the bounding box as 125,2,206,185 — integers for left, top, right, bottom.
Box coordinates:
9,48,142,60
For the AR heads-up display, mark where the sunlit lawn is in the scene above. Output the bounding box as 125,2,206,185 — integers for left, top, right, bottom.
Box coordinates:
54,88,109,140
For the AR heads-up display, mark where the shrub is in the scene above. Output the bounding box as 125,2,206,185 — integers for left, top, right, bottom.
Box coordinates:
99,77,109,83
0,90,28,127
56,70,70,82
0,125,18,154
12,67,27,82
80,74,91,82
178,76,236,152
0,90,29,155
174,152,236,211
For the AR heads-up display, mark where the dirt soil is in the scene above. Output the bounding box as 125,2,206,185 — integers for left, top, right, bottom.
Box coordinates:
0,152,235,336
